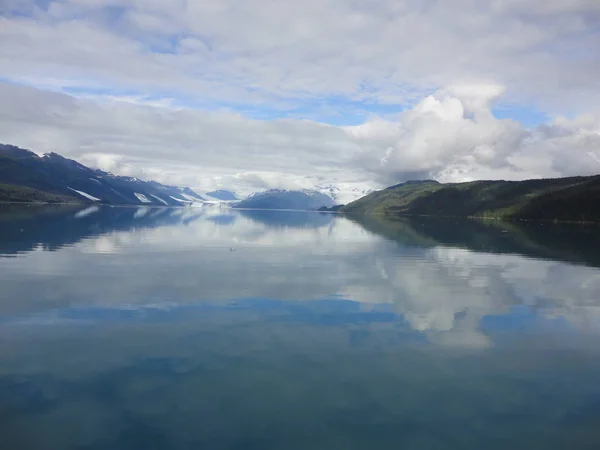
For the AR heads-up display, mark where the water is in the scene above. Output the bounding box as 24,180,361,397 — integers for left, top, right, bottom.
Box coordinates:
1,205,600,449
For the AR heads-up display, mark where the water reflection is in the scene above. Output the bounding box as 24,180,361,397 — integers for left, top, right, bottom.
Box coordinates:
349,214,600,267
1,205,600,448
1,299,600,449
2,205,599,265
0,205,204,256
1,205,600,341
239,208,334,228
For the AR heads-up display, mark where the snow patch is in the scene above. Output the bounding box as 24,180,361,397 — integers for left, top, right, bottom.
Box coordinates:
134,193,151,204
303,190,324,198
247,189,289,199
89,178,101,184
315,183,373,204
179,192,202,202
68,187,101,201
149,194,168,205
170,195,192,204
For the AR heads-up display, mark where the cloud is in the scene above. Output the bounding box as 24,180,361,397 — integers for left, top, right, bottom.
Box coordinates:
2,0,600,112
347,85,600,185
1,2,600,191
1,82,600,193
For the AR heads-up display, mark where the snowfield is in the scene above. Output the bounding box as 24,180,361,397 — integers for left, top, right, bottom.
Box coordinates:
178,192,201,202
134,193,152,203
169,196,191,204
68,187,101,201
149,194,169,205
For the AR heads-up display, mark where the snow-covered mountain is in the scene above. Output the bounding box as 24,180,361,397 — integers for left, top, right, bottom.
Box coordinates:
205,190,238,201
1,143,375,208
315,183,374,204
235,183,374,210
0,144,206,206
234,189,334,210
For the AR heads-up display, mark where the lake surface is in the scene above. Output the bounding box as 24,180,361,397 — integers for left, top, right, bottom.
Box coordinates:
1,205,600,449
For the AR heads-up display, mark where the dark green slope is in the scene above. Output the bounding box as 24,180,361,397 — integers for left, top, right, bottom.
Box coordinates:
342,180,442,215
342,176,600,222
0,184,80,204
0,153,68,196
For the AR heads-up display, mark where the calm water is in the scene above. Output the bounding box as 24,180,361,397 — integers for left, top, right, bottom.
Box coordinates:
1,205,600,449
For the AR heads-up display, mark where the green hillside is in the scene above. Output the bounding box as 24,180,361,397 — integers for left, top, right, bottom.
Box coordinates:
342,176,600,222
0,184,80,204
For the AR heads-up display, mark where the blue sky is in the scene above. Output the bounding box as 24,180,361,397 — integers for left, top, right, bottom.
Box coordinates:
38,81,548,127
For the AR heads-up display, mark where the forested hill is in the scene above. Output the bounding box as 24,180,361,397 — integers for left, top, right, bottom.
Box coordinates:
341,176,600,222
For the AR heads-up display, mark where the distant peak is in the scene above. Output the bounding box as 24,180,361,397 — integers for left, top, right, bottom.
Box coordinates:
248,188,288,197
0,144,40,158
386,179,440,190
205,189,238,201
43,152,64,159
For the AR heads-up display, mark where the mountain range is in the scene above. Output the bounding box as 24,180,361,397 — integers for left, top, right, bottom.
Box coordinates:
4,142,600,221
0,144,207,206
0,144,343,210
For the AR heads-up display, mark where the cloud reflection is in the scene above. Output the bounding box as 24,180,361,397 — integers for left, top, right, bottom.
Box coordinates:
0,205,599,342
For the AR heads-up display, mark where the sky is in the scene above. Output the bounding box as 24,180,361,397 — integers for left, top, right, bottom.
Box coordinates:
1,0,600,195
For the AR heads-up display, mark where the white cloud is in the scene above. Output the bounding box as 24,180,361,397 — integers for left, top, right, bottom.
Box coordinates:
2,0,600,109
1,1,600,191
1,82,600,194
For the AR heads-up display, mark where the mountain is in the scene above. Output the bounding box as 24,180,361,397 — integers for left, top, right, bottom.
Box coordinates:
179,187,206,202
205,190,238,201
341,176,600,222
233,189,335,210
315,183,373,205
0,144,204,206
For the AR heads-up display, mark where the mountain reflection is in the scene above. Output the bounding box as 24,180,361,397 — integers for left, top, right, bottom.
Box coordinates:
0,205,335,256
348,214,600,268
0,205,205,256
238,208,333,228
1,205,600,343
3,205,600,266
